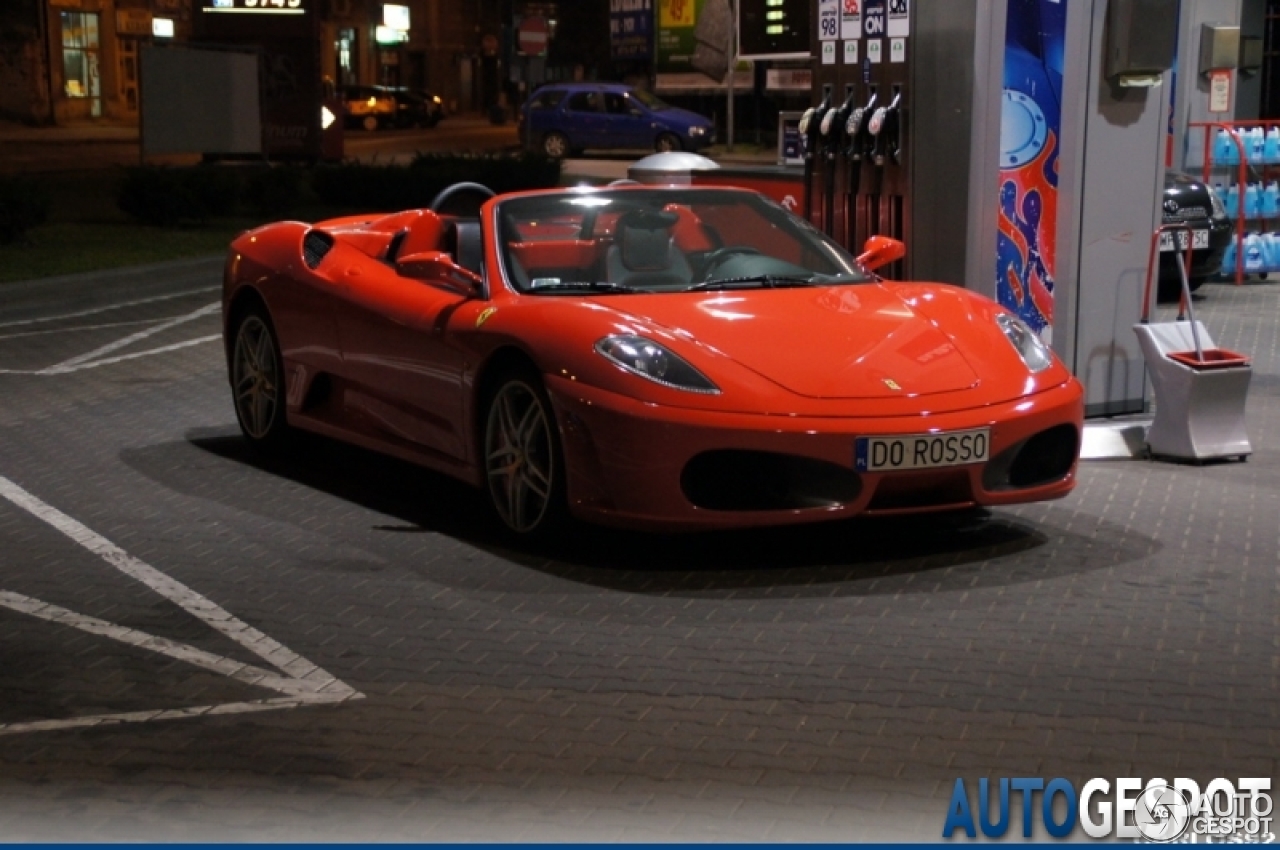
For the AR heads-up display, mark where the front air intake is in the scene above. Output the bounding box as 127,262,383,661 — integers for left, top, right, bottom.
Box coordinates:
681,450,862,511
303,229,335,269
982,424,1080,490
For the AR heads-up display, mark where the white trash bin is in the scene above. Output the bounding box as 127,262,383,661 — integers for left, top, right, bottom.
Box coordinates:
1134,224,1252,462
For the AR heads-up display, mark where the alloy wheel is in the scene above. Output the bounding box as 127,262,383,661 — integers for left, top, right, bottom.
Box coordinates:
232,314,281,442
484,379,556,533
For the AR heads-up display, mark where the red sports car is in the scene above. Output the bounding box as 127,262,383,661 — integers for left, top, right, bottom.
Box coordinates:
223,182,1083,534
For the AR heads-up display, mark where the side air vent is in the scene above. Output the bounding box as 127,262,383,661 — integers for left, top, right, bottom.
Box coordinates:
303,229,335,269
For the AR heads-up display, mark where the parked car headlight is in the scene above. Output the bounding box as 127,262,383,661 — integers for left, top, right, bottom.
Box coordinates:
996,313,1053,373
596,335,720,393
688,126,707,137
1209,184,1229,221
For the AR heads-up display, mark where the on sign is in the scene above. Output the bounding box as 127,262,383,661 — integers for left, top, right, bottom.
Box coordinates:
518,15,549,55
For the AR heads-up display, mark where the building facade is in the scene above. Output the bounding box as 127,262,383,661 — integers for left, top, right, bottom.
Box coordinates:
0,0,502,125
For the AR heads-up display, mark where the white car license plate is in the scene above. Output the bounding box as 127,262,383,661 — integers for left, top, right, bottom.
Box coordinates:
854,428,990,472
1158,229,1209,252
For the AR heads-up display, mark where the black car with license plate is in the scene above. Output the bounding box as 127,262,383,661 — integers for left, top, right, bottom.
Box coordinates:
1158,171,1232,301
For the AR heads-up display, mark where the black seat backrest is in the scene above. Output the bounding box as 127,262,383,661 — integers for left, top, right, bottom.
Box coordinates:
444,220,483,274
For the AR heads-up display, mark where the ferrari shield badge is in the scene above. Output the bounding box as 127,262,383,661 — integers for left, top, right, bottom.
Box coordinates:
475,306,497,328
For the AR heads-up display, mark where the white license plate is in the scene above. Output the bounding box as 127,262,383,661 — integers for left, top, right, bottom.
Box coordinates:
1159,229,1209,252
855,428,990,472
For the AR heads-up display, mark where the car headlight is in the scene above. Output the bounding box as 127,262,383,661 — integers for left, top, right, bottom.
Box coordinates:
688,126,707,137
996,313,1053,373
595,335,720,394
1208,185,1229,221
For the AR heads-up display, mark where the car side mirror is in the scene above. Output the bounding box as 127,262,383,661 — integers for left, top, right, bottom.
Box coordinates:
396,250,482,297
856,235,906,272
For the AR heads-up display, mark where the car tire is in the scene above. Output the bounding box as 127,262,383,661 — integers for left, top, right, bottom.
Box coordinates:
230,306,290,450
655,132,683,153
362,115,379,132
482,370,566,536
542,131,570,159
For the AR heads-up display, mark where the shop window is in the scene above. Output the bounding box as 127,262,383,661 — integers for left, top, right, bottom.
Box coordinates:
61,11,101,115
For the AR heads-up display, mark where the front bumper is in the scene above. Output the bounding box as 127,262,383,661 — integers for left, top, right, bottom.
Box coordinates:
547,375,1084,531
1158,216,1233,282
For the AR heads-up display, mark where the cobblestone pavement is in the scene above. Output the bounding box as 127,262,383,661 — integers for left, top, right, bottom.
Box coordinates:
0,262,1275,841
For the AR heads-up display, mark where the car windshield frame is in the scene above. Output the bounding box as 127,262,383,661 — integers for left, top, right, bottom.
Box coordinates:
493,187,871,297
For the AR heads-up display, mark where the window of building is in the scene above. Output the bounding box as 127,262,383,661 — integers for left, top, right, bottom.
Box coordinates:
61,10,101,114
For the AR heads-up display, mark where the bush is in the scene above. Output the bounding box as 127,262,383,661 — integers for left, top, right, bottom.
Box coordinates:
312,152,561,211
117,167,208,226
183,166,241,217
0,176,51,244
244,166,306,218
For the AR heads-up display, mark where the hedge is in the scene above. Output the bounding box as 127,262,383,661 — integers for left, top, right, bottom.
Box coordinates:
311,152,562,210
117,153,561,227
0,176,52,244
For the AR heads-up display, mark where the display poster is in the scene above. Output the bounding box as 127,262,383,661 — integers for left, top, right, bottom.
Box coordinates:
655,0,703,72
995,0,1067,341
610,0,653,61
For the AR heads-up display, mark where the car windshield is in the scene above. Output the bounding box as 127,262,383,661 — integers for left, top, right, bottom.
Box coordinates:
495,188,870,296
628,89,668,111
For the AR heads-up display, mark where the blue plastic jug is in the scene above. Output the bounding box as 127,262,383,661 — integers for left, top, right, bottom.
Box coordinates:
1221,235,1238,276
1215,129,1238,165
1246,183,1261,219
1226,183,1242,218
1244,233,1265,273
1264,182,1280,218
1250,127,1267,164
1266,128,1280,163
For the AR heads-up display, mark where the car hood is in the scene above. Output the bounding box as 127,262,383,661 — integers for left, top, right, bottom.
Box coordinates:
604,285,981,399
656,106,712,129
1163,171,1216,222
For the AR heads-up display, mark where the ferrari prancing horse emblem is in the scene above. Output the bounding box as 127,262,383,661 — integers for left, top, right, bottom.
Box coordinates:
883,378,902,391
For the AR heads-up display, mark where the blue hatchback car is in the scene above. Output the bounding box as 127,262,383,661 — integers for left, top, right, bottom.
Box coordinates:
519,83,714,158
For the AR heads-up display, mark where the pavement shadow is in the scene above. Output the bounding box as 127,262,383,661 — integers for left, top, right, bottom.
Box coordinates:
120,426,1159,597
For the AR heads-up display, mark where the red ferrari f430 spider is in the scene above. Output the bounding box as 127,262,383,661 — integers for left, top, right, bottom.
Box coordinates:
222,182,1084,534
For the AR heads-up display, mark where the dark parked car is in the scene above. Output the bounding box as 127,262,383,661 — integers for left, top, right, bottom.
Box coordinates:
343,85,444,131
1158,171,1232,301
518,83,713,158
389,87,445,128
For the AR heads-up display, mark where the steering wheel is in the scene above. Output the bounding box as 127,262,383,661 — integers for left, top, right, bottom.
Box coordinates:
701,245,762,278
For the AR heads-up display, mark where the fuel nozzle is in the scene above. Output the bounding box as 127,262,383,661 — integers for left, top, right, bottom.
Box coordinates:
799,92,831,163
844,88,878,161
869,87,903,167
822,90,857,159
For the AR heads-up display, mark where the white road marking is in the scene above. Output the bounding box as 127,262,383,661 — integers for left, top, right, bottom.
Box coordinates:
0,317,172,342
0,591,327,698
0,695,352,737
0,286,219,330
0,475,363,735
43,302,220,373
0,336,221,376
43,335,221,374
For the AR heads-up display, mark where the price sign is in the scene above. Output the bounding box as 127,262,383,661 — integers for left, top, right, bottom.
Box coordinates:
206,0,305,12
819,0,839,41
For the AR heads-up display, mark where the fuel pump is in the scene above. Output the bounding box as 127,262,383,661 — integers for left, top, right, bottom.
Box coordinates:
798,89,831,225
820,88,857,237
